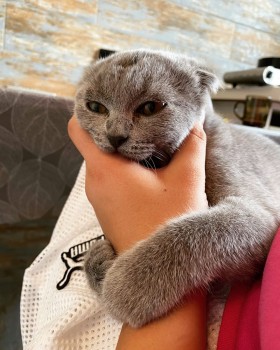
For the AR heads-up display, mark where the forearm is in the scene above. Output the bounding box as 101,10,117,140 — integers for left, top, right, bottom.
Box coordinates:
116,293,206,350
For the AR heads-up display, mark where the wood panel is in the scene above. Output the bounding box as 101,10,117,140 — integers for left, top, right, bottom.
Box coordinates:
179,0,280,35
1,2,171,96
98,0,235,59
25,0,98,16
0,0,279,96
0,0,5,50
231,24,280,66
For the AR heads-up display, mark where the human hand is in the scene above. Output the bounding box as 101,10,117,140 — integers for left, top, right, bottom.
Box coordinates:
69,116,208,341
68,116,208,253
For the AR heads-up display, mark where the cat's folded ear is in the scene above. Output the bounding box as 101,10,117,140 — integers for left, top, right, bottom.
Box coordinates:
196,66,220,94
169,54,221,95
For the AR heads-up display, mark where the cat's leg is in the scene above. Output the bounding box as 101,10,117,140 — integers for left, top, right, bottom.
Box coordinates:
84,240,116,296
98,196,278,327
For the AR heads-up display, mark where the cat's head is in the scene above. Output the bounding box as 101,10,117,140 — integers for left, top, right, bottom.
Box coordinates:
75,50,219,168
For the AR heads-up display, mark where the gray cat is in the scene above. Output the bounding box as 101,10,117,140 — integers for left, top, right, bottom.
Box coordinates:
75,50,280,327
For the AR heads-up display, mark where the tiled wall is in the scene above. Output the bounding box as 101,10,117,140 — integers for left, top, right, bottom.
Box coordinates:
1,0,280,97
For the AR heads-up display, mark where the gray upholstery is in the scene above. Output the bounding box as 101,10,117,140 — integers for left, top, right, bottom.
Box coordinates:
0,88,83,224
0,88,82,349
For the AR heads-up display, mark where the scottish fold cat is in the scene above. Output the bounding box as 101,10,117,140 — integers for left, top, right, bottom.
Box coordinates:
75,50,280,327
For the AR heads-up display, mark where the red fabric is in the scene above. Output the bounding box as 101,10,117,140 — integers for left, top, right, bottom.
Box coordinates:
217,227,280,350
260,227,280,349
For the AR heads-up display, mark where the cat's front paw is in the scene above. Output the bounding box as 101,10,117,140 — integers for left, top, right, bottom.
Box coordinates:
100,238,187,328
84,240,116,296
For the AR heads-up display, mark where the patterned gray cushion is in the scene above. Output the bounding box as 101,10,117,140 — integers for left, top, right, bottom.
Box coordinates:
0,88,83,224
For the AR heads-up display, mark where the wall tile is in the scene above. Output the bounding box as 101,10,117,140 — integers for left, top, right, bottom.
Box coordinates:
24,0,98,16
98,0,235,59
1,3,171,96
231,24,280,66
180,0,280,35
0,0,279,96
0,0,5,50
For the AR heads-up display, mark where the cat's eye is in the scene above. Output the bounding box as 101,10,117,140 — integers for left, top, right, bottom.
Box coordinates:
86,101,108,114
136,101,167,116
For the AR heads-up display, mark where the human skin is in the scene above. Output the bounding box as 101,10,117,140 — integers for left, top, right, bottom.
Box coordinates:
68,116,208,350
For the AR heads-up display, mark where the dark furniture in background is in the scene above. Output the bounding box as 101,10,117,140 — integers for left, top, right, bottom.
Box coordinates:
0,88,83,349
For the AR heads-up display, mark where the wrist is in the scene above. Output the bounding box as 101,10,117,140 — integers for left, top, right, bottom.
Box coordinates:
116,292,207,350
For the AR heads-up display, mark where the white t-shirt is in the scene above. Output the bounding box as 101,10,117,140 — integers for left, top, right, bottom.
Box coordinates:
20,163,223,350
20,163,122,350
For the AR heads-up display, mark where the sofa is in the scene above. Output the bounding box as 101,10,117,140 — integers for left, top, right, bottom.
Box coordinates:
0,87,83,349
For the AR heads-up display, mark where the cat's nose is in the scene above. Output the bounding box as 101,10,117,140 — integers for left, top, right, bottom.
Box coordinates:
107,135,128,149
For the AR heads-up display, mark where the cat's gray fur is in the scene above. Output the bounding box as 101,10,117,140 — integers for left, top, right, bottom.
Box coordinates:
75,50,280,327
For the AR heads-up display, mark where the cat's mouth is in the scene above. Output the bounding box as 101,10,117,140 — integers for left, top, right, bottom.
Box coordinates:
139,151,171,169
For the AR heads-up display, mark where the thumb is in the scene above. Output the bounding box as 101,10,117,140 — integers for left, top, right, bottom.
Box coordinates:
68,116,98,163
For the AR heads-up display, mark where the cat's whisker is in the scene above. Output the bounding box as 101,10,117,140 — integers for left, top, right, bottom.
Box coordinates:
141,158,147,167
153,150,171,167
148,157,155,169
148,157,158,173
144,159,153,171
138,155,154,169
153,151,165,162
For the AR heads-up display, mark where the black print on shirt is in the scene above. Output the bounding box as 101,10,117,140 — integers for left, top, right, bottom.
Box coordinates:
56,235,105,290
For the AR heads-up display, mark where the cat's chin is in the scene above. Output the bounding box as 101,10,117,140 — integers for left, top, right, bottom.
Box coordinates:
139,152,171,169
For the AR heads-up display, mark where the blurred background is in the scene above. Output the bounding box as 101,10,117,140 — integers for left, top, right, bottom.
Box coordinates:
1,0,280,97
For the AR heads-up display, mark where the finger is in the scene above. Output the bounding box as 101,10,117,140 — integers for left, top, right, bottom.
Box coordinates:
68,116,97,161
188,122,207,143
162,122,207,182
